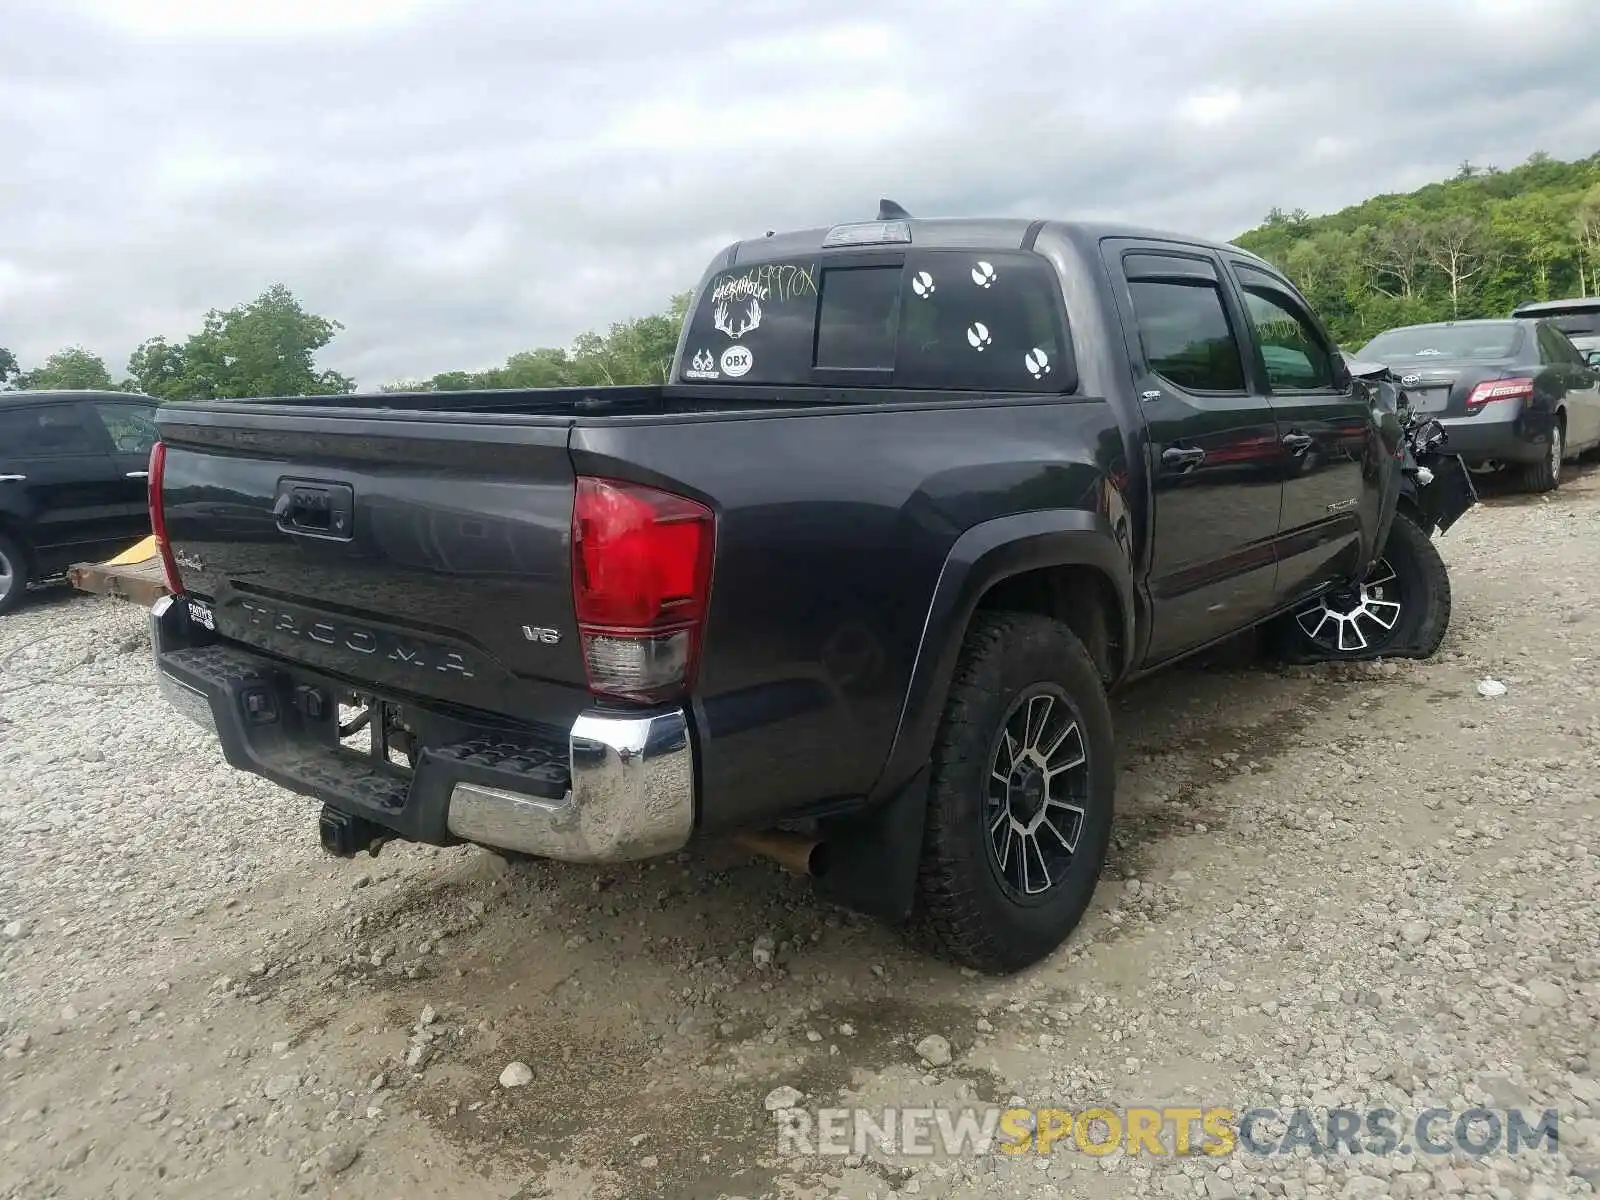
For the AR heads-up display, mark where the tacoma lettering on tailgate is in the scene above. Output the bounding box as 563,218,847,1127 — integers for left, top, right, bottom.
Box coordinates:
235,600,475,679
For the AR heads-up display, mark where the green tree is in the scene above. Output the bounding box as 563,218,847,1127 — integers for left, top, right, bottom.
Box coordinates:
124,337,187,399
0,347,19,389
126,284,354,401
1360,220,1430,301
1235,149,1600,342
1490,192,1573,303
16,346,115,391
1574,184,1600,297
406,291,692,393
1424,216,1498,317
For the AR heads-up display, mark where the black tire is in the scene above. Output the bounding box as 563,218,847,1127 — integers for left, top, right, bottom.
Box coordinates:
0,532,28,616
1519,418,1563,493
910,612,1115,974
1282,512,1450,660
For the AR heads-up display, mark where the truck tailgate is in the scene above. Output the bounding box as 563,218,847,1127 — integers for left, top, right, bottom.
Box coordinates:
158,409,590,725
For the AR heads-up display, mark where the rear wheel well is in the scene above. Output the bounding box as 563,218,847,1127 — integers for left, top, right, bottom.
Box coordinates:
0,519,31,567
974,565,1124,686
1395,494,1428,534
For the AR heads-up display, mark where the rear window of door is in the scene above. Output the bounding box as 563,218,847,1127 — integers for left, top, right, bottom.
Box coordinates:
91,402,159,454
678,249,1075,392
1120,251,1247,392
0,404,104,457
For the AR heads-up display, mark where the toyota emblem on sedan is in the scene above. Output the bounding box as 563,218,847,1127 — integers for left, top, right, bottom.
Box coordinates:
1401,374,1422,387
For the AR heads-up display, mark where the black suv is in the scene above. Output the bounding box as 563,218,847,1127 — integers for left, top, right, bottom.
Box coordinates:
0,389,160,614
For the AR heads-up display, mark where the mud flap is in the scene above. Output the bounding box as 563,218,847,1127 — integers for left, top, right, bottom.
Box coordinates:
810,766,930,923
1416,454,1478,535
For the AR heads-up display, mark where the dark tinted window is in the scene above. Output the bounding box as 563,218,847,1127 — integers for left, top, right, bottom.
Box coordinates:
896,254,1068,391
1237,282,1335,389
679,260,821,384
1360,323,1520,361
816,267,900,369
92,402,158,454
1126,279,1245,391
0,404,101,457
677,250,1070,391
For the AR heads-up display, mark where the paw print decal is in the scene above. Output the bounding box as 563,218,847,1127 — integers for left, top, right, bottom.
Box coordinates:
970,261,997,288
1025,348,1051,378
911,271,936,299
966,322,992,351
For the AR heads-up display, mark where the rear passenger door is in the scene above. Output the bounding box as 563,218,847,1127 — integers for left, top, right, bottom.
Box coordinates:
0,401,123,572
1104,242,1283,664
1224,261,1375,608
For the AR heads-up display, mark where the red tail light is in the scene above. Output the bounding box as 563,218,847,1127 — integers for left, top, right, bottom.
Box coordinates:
1465,376,1534,412
571,476,715,703
147,441,184,595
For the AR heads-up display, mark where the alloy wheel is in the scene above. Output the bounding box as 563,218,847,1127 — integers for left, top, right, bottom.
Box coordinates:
984,687,1090,899
0,547,14,606
1293,557,1403,653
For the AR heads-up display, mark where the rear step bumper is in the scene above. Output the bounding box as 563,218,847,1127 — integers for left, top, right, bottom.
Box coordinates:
148,595,695,863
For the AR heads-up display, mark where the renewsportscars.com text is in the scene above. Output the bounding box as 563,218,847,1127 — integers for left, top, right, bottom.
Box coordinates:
774,1105,1561,1159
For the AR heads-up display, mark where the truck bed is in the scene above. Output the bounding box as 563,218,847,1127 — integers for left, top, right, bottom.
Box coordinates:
225,383,856,419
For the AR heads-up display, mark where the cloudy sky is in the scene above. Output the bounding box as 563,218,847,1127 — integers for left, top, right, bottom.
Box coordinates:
4,0,1598,388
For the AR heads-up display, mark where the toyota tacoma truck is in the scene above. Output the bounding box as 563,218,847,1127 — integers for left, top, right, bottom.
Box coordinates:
147,206,1475,973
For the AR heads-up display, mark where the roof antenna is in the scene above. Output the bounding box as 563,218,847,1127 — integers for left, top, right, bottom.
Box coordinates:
877,198,912,221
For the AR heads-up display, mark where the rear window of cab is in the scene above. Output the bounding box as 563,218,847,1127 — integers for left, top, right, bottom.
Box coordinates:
678,249,1076,392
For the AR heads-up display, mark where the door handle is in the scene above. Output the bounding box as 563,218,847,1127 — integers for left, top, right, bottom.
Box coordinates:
0,474,25,483
126,471,149,480
1161,446,1207,471
1282,431,1314,454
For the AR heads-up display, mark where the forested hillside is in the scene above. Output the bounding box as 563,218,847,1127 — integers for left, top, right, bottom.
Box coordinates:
1234,151,1600,347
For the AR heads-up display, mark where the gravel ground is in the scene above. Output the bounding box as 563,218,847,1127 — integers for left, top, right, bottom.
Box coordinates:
2,466,1597,1200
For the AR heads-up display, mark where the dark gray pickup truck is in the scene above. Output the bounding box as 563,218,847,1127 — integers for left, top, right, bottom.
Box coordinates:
147,207,1475,972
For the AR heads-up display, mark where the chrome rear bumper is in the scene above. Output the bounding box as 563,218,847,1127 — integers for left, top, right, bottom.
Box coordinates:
150,595,697,864
446,710,695,862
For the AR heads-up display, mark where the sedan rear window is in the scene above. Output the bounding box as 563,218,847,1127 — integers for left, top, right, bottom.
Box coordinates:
1360,324,1520,360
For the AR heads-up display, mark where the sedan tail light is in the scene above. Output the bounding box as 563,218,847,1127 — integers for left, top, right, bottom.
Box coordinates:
1465,376,1534,412
147,441,184,594
571,476,715,703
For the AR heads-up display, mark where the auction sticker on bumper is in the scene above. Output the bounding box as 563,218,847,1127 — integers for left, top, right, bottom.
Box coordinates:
720,345,754,377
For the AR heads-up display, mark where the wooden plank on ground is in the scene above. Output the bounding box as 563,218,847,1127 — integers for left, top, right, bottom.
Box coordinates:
68,555,170,607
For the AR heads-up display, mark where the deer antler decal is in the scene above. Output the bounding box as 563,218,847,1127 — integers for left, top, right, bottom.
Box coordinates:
713,297,762,340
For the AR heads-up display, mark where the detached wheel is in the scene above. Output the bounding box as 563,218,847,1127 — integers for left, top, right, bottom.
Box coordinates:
1519,420,1562,493
0,533,27,616
1286,512,1450,659
911,612,1114,974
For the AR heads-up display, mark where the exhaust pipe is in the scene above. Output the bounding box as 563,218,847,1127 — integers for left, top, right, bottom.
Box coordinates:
733,831,822,876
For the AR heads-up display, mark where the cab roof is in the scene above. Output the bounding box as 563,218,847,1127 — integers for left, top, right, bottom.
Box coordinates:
728,215,1270,269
